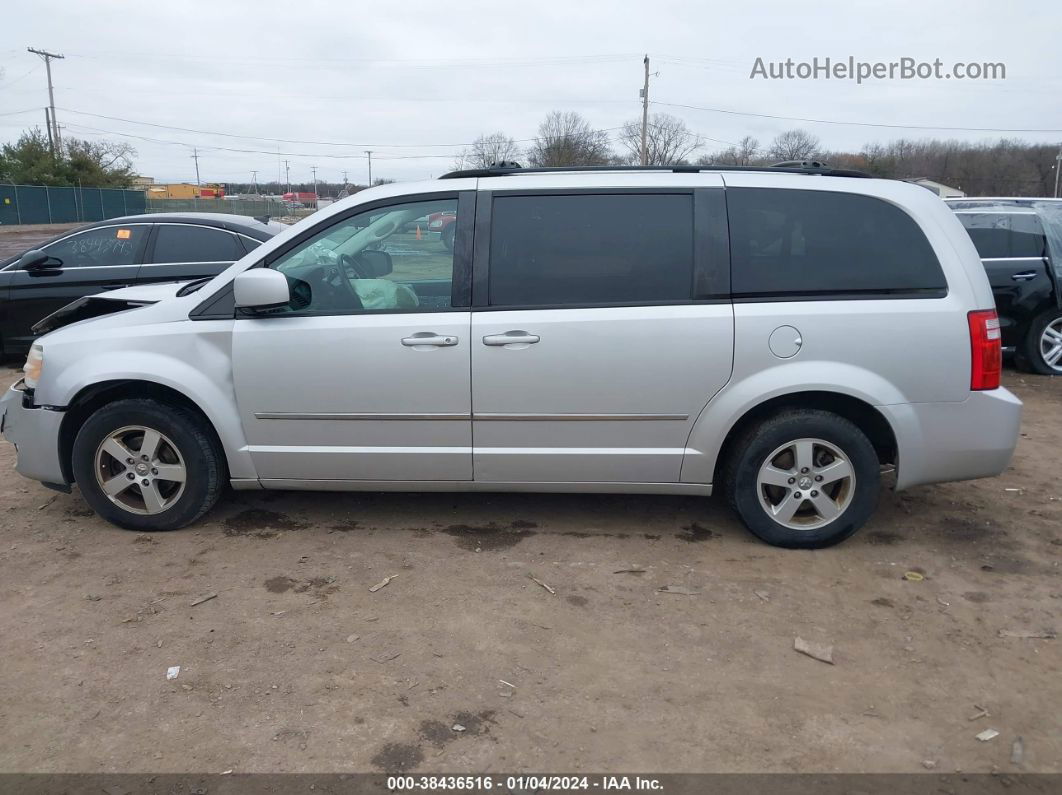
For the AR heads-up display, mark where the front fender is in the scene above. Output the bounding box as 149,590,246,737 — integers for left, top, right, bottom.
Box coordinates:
41,323,257,480
680,359,906,485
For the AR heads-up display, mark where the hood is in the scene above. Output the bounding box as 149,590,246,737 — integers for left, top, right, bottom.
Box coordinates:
31,280,193,336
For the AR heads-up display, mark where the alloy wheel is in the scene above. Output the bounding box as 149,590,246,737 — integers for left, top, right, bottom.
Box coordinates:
94,425,187,515
756,437,856,530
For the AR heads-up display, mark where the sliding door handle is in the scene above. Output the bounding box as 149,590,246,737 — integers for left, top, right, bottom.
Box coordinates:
483,331,540,346
1011,271,1038,281
401,333,458,347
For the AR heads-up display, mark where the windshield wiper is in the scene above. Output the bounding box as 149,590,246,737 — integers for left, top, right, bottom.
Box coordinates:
176,277,213,297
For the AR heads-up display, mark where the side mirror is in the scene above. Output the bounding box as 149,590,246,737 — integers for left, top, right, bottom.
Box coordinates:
358,249,393,277
18,249,62,271
233,269,290,309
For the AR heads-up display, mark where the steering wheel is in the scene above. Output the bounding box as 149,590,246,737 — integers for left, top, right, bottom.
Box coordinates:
338,253,366,280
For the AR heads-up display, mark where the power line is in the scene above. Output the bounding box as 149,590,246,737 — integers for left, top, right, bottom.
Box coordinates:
650,100,1062,134
55,107,629,150
0,62,42,92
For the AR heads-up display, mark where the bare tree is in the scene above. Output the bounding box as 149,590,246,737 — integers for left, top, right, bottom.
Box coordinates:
527,111,612,167
618,113,701,165
700,135,761,166
453,132,520,170
766,129,821,162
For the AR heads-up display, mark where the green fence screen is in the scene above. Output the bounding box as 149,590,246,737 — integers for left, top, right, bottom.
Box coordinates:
0,185,146,225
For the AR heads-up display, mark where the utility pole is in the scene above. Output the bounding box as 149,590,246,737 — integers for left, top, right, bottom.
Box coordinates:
191,147,201,186
310,165,318,208
250,170,258,195
284,160,290,194
365,150,373,186
27,47,64,150
342,170,348,184
1055,145,1062,198
640,54,650,166
43,108,55,160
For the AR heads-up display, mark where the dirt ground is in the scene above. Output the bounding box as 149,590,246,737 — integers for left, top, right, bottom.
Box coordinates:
0,361,1058,776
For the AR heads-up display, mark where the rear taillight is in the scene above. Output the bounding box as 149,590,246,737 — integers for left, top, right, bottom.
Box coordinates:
968,309,1001,390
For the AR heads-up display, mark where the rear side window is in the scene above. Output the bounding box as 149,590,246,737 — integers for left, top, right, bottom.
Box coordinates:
488,193,694,307
728,188,946,297
955,212,1047,259
151,225,244,263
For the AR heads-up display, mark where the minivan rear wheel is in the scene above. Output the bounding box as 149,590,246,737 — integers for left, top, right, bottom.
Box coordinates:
71,398,225,531
724,410,879,548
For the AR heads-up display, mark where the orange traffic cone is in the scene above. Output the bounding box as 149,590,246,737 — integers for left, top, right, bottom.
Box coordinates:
415,225,422,240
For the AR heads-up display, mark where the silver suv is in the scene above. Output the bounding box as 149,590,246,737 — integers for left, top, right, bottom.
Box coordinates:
0,165,1022,547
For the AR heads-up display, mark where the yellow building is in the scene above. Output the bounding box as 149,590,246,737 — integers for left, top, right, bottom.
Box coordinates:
145,183,200,200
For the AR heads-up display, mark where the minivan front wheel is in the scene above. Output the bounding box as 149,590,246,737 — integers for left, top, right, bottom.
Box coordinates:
72,398,225,531
725,410,880,548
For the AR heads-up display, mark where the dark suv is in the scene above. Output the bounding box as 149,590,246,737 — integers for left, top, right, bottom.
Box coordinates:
947,198,1062,375
0,213,282,357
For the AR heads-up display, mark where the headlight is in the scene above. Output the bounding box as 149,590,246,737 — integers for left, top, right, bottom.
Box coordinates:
23,344,43,389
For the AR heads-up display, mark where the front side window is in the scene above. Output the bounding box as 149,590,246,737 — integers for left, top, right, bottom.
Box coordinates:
488,193,694,307
268,198,458,314
151,225,244,263
729,188,946,296
42,225,145,268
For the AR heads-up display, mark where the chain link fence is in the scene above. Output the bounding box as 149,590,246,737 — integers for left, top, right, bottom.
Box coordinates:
0,184,147,226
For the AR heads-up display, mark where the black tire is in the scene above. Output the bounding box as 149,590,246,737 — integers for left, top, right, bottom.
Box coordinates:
441,224,456,252
723,409,880,548
71,398,225,531
1016,308,1062,376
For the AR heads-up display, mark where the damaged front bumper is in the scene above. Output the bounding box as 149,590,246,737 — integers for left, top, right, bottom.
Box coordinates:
0,380,68,489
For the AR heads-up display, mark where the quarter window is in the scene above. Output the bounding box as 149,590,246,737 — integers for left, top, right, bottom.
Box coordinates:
42,225,145,268
268,198,459,314
728,188,946,296
488,193,694,307
151,225,244,263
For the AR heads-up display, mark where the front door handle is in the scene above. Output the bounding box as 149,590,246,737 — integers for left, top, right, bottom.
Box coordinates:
483,331,541,346
1011,271,1038,281
401,332,458,347
102,282,132,290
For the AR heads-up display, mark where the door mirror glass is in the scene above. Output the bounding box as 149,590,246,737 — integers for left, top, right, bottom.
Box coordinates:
234,268,291,309
352,249,393,277
18,249,62,271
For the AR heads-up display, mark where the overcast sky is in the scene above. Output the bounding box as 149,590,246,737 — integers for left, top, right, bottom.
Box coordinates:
2,0,1061,186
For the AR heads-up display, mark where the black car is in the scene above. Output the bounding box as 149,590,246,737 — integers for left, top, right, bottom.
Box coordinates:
948,198,1062,375
0,213,283,357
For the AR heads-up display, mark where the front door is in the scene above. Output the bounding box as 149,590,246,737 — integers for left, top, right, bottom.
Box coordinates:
4,223,148,351
233,193,474,483
471,188,734,484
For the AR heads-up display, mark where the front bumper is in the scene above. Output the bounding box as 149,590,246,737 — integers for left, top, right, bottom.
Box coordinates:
883,387,1023,491
0,381,67,487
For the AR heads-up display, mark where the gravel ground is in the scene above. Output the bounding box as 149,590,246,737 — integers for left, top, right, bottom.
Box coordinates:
0,362,1058,775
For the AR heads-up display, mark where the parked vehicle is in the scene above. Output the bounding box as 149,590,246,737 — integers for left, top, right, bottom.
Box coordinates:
0,213,282,357
0,164,1021,547
427,210,457,251
946,198,1062,375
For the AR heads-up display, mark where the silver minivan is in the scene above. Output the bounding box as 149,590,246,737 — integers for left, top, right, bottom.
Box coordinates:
0,164,1022,547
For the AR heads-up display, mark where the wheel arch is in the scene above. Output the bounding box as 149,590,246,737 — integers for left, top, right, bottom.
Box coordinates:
713,390,897,485
58,379,240,485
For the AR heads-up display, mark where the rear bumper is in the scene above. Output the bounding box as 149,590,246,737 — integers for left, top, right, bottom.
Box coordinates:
0,381,67,487
883,388,1022,490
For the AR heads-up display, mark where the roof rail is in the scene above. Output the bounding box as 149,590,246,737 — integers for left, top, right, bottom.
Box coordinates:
439,162,872,180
